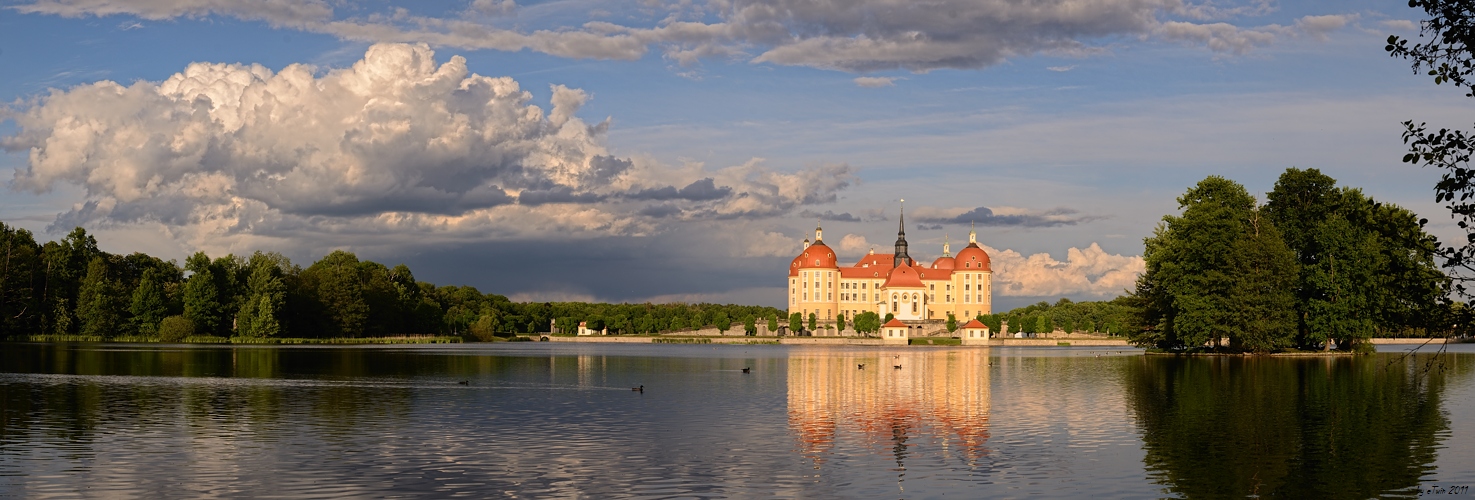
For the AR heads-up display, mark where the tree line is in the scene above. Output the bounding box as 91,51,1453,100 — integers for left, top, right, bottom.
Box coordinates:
1130,168,1455,352
972,297,1142,336
0,224,783,341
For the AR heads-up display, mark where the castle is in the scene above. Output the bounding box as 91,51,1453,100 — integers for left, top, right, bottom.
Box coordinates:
787,205,992,326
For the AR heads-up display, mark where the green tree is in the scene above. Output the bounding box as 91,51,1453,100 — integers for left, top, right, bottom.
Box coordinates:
237,253,287,338
1388,2,1475,301
884,312,894,323
715,311,731,332
836,312,847,332
853,311,881,334
304,250,369,337
946,313,957,333
1134,176,1299,351
743,314,757,335
76,257,122,338
0,223,42,338
767,315,779,334
1265,168,1447,348
808,312,817,331
1036,315,1051,335
129,269,168,336
183,252,227,336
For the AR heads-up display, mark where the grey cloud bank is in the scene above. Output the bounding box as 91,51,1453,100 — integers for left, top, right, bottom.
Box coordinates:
10,0,1363,72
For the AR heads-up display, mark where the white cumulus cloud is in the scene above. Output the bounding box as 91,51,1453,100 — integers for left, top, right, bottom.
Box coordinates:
2,43,854,254
984,243,1144,297
838,233,873,254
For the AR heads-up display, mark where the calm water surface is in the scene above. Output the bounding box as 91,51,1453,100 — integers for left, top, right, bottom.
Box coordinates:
1,343,1472,498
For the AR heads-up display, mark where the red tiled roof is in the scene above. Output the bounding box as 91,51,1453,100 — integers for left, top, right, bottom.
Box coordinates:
796,241,839,269
854,253,895,269
931,256,955,269
883,264,925,288
961,319,988,329
955,244,991,271
917,269,952,280
840,267,882,278
883,318,908,328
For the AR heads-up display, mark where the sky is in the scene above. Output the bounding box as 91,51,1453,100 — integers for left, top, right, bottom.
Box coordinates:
0,0,1469,311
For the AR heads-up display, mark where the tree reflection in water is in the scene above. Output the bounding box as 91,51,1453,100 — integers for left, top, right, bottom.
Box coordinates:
1126,353,1466,498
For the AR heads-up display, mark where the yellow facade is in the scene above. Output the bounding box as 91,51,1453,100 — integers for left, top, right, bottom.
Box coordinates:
787,218,992,326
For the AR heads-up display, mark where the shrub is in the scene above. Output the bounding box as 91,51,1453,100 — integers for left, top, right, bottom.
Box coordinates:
157,315,195,342
468,314,500,342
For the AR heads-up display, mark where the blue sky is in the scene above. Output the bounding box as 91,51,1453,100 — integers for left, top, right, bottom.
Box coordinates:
0,0,1468,310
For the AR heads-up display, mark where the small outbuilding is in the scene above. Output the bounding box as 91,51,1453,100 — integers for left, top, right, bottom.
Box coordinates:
960,319,991,346
882,318,910,345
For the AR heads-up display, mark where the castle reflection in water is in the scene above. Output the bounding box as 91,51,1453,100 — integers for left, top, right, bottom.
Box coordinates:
786,348,991,469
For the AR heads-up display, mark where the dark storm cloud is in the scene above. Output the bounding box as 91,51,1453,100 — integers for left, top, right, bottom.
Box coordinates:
626,178,733,201
798,210,862,222
586,155,634,183
517,186,607,206
638,203,682,218
391,230,786,307
917,206,1099,228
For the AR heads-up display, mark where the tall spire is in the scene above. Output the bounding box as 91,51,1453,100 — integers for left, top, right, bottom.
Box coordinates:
894,199,911,267
815,219,823,242
897,199,906,237
943,234,951,257
969,221,977,245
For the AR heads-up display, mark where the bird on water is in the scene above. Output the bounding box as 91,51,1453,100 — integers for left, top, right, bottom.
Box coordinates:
457,380,469,385
742,367,751,373
632,385,644,392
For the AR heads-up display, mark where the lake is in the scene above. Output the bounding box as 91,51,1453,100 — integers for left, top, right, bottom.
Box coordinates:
1,342,1472,498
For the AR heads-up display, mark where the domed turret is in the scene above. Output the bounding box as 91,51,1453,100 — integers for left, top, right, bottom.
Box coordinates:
932,235,955,269
796,241,839,269
955,224,991,271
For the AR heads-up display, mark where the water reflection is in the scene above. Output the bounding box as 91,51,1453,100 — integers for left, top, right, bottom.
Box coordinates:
1,343,1472,497
1127,354,1467,498
787,349,991,471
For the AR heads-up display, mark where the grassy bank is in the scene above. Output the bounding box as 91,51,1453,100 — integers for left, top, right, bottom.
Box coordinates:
12,334,463,345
